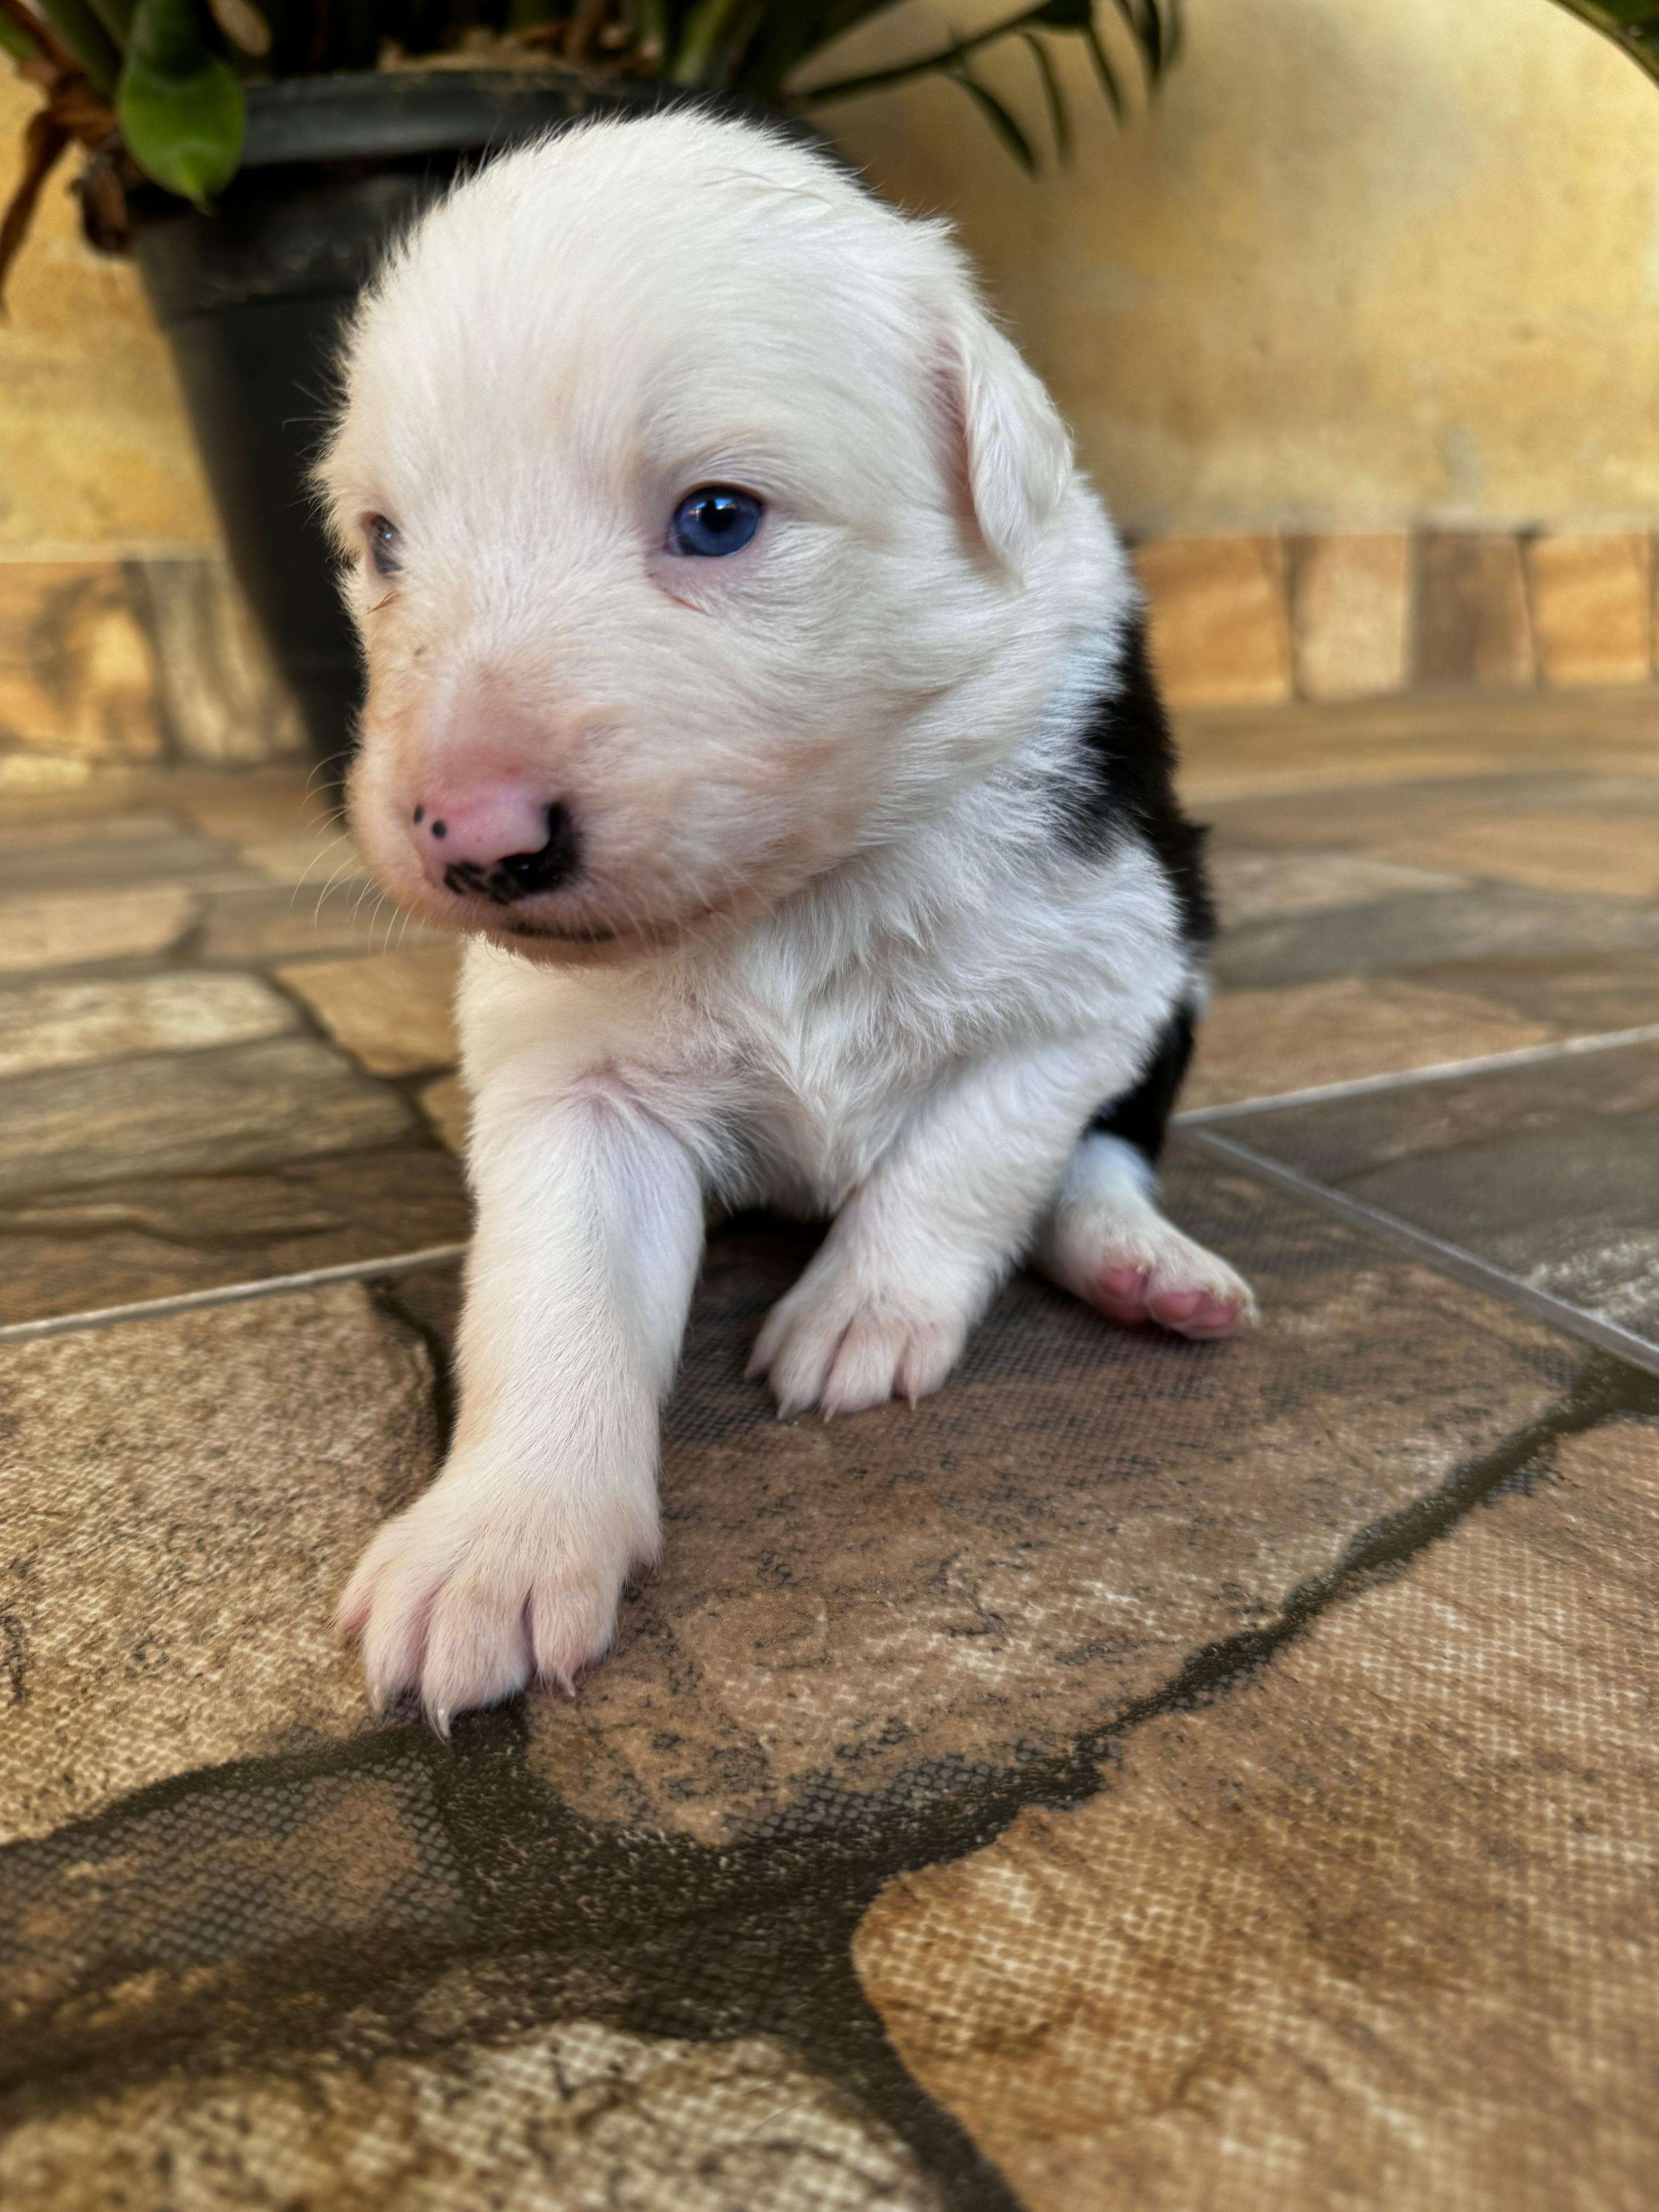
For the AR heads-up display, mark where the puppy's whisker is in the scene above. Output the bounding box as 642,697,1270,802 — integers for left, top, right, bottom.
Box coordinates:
300,758,345,817
296,830,352,883
315,854,361,907
286,832,354,915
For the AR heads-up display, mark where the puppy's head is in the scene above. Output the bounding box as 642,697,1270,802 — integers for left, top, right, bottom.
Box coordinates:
321,112,1075,958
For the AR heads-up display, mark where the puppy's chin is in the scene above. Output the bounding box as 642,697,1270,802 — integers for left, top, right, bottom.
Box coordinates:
476,873,781,962
474,906,678,966
357,862,746,967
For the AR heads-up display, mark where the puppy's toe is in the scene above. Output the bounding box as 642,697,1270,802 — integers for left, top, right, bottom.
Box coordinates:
744,1297,799,1389
761,1305,856,1418
420,1576,535,1730
1090,1242,1256,1339
338,1519,451,1716
1146,1284,1249,1339
530,1579,624,1697
752,1280,966,1418
824,1311,960,1414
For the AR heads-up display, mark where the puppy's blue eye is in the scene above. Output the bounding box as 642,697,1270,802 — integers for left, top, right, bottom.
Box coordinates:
365,514,401,579
668,487,762,558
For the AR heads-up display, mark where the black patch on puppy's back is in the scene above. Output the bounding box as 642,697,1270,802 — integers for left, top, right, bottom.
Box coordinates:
1059,611,1214,949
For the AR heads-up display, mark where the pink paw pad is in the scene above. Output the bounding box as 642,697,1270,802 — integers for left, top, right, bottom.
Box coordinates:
1091,1266,1247,1340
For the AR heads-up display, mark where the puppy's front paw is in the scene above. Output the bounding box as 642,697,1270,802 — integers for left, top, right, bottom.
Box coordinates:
748,1263,968,1419
338,1458,655,1728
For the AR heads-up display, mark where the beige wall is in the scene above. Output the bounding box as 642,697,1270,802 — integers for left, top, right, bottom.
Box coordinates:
820,0,1659,538
0,74,216,554
2,0,1657,551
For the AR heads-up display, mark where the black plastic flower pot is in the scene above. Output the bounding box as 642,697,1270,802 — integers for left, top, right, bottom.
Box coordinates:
129,71,668,795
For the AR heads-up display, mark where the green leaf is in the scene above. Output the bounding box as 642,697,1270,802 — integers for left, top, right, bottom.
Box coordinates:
118,0,243,208
85,0,138,48
36,0,123,90
1082,19,1124,120
1035,0,1163,85
1118,0,1161,80
952,65,1036,172
125,0,211,70
804,0,1167,148
0,12,39,62
669,0,757,82
1020,30,1069,160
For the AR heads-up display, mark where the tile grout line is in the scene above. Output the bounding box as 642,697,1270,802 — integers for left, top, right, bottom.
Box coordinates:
0,1244,469,1349
6,1026,1655,1354
1186,1125,1659,1381
1174,1020,1659,1126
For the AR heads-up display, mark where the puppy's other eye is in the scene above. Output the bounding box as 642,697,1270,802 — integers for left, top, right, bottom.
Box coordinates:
365,514,402,579
668,487,762,558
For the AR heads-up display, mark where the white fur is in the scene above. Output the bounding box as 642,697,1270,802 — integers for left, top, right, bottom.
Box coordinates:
325,113,1253,1724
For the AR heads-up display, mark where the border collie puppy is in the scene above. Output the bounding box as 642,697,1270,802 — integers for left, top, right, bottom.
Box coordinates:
323,112,1255,1727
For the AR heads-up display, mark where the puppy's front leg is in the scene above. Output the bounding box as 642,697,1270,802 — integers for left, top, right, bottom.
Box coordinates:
340,1077,704,1727
750,1043,1126,1418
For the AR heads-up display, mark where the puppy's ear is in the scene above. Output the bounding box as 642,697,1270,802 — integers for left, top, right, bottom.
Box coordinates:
938,295,1073,575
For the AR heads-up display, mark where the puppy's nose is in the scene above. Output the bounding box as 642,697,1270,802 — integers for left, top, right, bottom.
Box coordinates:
411,792,581,904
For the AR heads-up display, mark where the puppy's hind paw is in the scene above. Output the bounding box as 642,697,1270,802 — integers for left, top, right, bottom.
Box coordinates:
1041,1208,1256,1342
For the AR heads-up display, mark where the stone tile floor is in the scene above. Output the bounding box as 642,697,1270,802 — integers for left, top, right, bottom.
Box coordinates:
0,690,1655,2209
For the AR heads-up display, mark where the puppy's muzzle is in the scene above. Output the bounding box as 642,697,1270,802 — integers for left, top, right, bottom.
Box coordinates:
441,805,580,906
411,794,582,905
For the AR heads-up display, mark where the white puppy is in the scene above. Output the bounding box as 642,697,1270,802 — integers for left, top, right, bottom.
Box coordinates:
322,111,1254,1728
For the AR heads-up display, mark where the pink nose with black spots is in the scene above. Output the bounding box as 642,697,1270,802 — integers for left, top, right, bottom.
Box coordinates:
410,791,581,905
